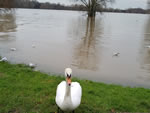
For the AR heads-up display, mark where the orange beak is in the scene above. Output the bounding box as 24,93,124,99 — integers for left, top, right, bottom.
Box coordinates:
66,77,71,86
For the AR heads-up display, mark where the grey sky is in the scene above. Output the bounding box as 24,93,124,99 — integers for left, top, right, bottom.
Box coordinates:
37,0,148,9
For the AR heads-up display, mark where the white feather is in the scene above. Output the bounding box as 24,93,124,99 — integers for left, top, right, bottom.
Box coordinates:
0,57,8,62
10,48,16,51
145,46,150,48
56,81,66,108
32,44,36,48
113,52,120,56
71,82,82,109
28,63,36,68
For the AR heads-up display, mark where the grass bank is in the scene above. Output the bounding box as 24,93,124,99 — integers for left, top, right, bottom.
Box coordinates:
0,62,150,113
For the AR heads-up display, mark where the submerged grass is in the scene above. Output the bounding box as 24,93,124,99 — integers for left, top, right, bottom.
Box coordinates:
0,61,150,113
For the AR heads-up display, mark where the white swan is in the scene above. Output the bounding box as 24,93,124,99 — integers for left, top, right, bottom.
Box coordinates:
55,68,82,112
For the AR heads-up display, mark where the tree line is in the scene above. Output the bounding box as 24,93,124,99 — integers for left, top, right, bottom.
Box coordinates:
0,0,150,15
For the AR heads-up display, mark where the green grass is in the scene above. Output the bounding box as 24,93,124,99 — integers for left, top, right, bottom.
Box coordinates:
0,61,150,113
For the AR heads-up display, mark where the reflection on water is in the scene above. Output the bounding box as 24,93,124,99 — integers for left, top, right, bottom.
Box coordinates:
0,13,16,32
72,17,100,71
139,3,150,74
0,12,17,41
137,3,150,82
0,9,150,88
140,15,150,73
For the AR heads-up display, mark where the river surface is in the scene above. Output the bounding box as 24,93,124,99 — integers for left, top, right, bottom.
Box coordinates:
0,9,150,88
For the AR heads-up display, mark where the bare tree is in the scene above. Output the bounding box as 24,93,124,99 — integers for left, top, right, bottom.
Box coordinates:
74,0,114,17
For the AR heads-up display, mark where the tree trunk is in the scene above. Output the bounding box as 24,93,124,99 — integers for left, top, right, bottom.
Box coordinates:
87,0,96,17
88,10,96,17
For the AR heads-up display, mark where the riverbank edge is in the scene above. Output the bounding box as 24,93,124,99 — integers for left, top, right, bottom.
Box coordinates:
0,61,150,113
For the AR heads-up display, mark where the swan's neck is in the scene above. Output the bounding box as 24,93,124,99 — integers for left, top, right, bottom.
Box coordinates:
65,82,71,97
61,82,73,111
62,82,72,104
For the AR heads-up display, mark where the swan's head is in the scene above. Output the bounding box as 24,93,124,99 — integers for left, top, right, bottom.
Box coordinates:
65,68,72,86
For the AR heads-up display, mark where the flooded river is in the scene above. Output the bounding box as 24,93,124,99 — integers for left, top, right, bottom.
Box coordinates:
0,9,150,88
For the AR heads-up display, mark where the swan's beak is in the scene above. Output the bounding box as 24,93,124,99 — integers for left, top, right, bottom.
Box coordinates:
67,77,71,86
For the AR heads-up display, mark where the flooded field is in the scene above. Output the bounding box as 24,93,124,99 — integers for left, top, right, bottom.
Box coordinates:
0,9,150,88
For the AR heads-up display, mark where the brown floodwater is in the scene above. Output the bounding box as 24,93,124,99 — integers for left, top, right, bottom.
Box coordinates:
0,9,150,88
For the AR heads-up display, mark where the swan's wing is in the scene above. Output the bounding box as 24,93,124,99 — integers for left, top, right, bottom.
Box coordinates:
55,81,66,107
71,82,82,109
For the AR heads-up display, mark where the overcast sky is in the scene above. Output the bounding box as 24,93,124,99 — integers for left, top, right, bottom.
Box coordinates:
37,0,148,9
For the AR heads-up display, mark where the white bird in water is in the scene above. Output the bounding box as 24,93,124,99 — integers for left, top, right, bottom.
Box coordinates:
32,44,36,48
113,52,120,57
10,48,17,51
0,57,8,62
28,63,36,68
56,68,82,113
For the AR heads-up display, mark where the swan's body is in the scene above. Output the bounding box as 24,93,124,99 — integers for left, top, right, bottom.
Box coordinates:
56,81,82,111
55,68,82,112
